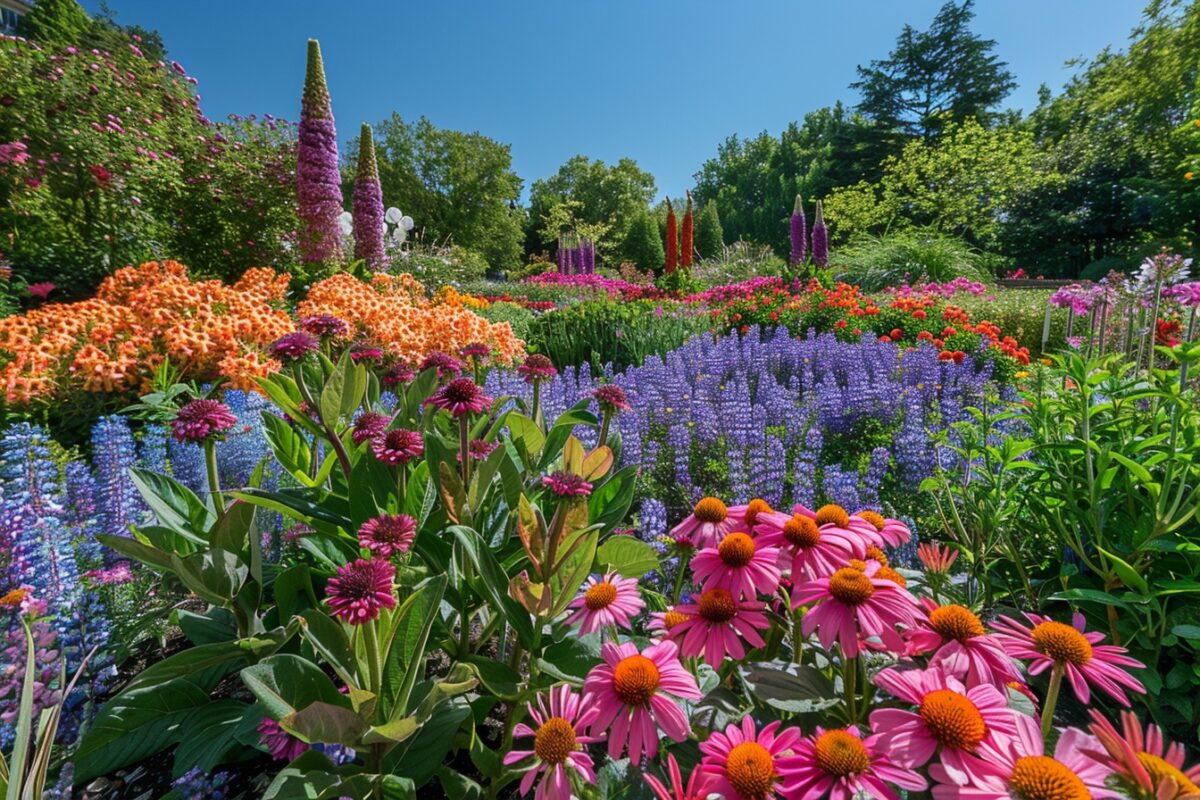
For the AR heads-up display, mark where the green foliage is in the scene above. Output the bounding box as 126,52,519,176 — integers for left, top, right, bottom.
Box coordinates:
694,240,787,285
693,199,724,260
1080,256,1136,282
18,0,91,47
620,209,664,273
475,300,535,341
393,243,489,287
527,300,710,371
829,230,989,291
951,289,1069,356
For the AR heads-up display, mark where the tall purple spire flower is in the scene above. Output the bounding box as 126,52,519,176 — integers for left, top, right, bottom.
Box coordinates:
789,194,807,266
352,122,387,269
811,199,828,267
297,39,344,265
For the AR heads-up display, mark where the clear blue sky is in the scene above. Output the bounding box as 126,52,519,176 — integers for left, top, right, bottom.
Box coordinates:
82,0,1146,200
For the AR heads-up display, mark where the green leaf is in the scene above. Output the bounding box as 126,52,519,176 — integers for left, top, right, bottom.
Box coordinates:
1095,546,1149,595
123,641,251,693
129,468,214,535
1172,624,1200,641
171,700,257,777
382,698,471,787
298,609,358,687
176,607,238,646
551,529,599,618
740,664,837,714
596,536,659,578
505,412,545,464
446,526,535,649
587,464,638,535
381,575,447,721
96,533,175,573
241,654,351,722
461,656,521,700
281,701,368,745
209,500,257,554
1050,589,1132,610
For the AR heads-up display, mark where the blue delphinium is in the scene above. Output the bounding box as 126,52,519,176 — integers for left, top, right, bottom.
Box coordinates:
91,415,148,548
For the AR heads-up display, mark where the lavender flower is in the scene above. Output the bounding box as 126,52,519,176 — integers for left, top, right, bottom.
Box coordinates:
297,39,343,264
352,122,387,269
811,199,828,267
789,194,807,266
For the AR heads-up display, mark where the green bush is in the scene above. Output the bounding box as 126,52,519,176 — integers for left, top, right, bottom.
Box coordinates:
392,243,489,286
621,209,664,273
1080,255,1134,281
693,240,786,285
527,299,711,371
950,288,1069,356
476,300,536,341
830,230,990,292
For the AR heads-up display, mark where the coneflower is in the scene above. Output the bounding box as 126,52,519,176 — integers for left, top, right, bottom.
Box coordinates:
351,122,387,269
681,192,694,269
297,39,343,264
790,194,807,266
811,200,828,267
665,199,678,273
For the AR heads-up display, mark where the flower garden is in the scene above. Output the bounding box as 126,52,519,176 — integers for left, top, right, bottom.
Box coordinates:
2,3,1200,800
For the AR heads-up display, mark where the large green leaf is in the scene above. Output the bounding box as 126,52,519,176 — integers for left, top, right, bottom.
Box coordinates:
281,701,368,745
171,700,258,777
596,535,659,579
447,526,535,648
381,575,447,721
382,697,472,787
587,464,638,535
241,654,351,722
129,468,213,535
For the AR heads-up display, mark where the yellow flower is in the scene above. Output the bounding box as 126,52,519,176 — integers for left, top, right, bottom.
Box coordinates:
1015,370,1030,379
1187,171,1195,181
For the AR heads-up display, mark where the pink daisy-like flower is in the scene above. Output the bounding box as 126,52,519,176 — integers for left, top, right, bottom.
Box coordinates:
26,281,55,300
258,716,308,762
1084,709,1200,800
458,438,499,462
791,563,923,657
381,360,415,387
852,509,912,547
869,666,1019,779
542,471,593,498
371,427,424,467
669,496,741,550
565,574,645,634
592,383,630,413
755,511,863,580
269,331,320,362
992,611,1145,706
930,713,1117,800
905,601,1019,689
357,514,416,558
299,314,350,338
325,558,396,624
518,353,558,384
645,752,708,800
419,351,463,379
793,502,885,551
648,606,693,639
730,498,775,532
698,718,802,800
778,725,927,800
690,531,781,599
350,411,389,446
460,342,491,361
583,640,703,762
170,399,237,444
502,685,601,800
426,377,493,418
349,343,385,364
672,588,769,667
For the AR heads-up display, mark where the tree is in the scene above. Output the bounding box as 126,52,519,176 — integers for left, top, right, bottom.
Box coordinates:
621,209,664,272
694,200,724,260
852,1,1015,139
19,0,91,47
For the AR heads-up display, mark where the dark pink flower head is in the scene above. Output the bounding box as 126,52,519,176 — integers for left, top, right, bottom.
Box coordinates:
460,342,491,361
84,563,134,585
258,716,308,762
349,343,385,364
170,399,237,444
419,351,463,379
357,514,416,558
698,718,803,800
269,331,320,362
426,378,493,418
325,557,396,624
299,314,350,338
351,411,389,446
593,384,630,414
457,438,499,462
26,282,55,300
777,725,927,800
518,353,558,384
542,470,593,498
371,427,424,467
381,359,415,387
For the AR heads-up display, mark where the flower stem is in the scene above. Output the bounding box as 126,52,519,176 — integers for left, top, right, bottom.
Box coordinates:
598,411,612,449
459,416,471,488
843,654,858,724
361,618,382,697
671,549,692,605
531,381,542,427
791,607,805,665
1041,662,1064,739
204,441,224,514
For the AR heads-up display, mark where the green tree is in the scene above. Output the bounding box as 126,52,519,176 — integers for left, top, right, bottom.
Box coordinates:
852,0,1016,139
694,199,724,259
18,0,92,47
621,208,664,272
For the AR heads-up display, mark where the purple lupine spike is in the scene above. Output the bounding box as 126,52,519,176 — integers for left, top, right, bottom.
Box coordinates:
789,194,807,266
297,39,344,264
352,122,387,269
811,200,828,267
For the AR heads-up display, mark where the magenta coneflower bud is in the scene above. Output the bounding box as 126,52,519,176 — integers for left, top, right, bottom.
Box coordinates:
460,342,491,361
170,399,237,444
350,411,389,446
517,354,557,384
349,343,385,364
542,470,593,498
325,557,396,624
457,438,499,462
258,717,308,762
299,314,350,338
371,428,424,466
592,384,630,414
426,378,493,418
419,351,463,379
357,514,416,558
269,331,320,362
381,360,415,387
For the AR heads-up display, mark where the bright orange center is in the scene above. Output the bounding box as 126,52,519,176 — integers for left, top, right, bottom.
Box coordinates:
612,654,660,706
828,568,875,606
876,565,907,588
0,588,28,608
929,605,986,642
1136,752,1200,797
1008,755,1091,800
783,515,821,548
813,730,870,777
814,504,850,528
694,497,728,523
698,588,738,624
858,510,887,531
662,610,691,630
533,717,577,764
866,545,889,565
725,741,777,798
584,581,617,611
919,689,987,751
718,532,756,566
1031,621,1093,666
744,498,772,529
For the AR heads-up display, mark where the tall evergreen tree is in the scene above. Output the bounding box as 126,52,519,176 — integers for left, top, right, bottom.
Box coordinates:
622,209,664,273
694,200,724,260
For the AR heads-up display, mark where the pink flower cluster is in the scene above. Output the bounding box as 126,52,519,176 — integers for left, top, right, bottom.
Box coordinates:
524,272,665,300
886,277,991,300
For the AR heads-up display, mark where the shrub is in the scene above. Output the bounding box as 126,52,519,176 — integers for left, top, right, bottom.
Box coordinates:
693,198,723,260
390,242,489,286
475,300,535,341
621,208,664,273
951,288,1068,356
1080,255,1135,281
693,239,787,285
829,230,990,291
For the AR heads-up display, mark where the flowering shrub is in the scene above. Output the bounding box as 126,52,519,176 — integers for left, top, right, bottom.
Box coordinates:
524,271,668,300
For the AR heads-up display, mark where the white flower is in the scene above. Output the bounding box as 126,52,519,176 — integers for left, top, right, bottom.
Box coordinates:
385,207,404,225
390,227,407,245
401,215,414,231
337,211,353,236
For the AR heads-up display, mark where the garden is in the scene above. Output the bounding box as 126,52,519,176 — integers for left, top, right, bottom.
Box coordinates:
1,0,1199,798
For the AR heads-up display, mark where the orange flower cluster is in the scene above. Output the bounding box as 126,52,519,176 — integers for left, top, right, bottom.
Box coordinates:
433,285,491,310
0,261,292,405
299,273,524,365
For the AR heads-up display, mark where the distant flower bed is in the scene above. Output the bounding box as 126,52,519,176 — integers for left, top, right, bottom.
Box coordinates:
523,271,667,300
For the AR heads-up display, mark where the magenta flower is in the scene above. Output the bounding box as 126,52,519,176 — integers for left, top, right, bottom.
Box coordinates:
349,343,384,364
26,282,55,300
296,40,343,264
541,470,593,498
791,563,923,657
778,725,927,800
905,602,1019,689
1084,708,1200,800
754,511,863,580
325,558,396,624
419,351,463,379
669,496,741,550
269,331,320,362
850,509,912,547
83,563,135,585
699,718,802,800
381,360,415,387
457,438,499,462
460,342,491,361
592,384,630,413
645,753,708,800
357,514,416,558
426,378,492,418
351,411,389,446
299,314,350,338
671,588,769,667
690,531,781,599
351,122,387,269
258,717,309,762
170,399,237,444
502,685,601,800
517,354,558,384
565,574,646,634
371,427,424,466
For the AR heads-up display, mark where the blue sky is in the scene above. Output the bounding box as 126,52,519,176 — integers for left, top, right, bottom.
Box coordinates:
82,0,1146,200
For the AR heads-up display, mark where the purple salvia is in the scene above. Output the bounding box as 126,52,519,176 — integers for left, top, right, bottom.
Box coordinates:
352,122,387,269
811,199,828,267
297,39,344,264
789,194,807,266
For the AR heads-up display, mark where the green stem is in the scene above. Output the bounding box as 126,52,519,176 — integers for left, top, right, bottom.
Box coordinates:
843,654,858,724
1041,662,1064,739
204,441,224,514
459,416,471,489
671,549,692,606
531,381,542,427
361,619,382,698
791,607,805,665
598,411,612,449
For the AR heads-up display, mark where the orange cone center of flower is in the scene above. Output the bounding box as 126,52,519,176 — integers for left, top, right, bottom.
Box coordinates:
744,498,772,529
718,532,756,566
828,567,875,606
662,610,691,630
858,510,887,531
866,545,889,565
1031,621,1093,666
725,741,777,798
694,497,728,523
533,716,577,765
813,730,870,777
0,588,29,608
1008,755,1091,800
783,515,821,548
698,588,738,624
876,565,907,588
584,581,618,611
929,605,986,642
612,654,661,706
1136,753,1200,797
918,689,987,751
814,504,850,528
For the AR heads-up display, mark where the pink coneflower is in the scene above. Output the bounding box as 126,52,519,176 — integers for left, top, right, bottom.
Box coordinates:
503,685,601,800
648,606,692,639
583,640,703,762
419,351,463,379
690,531,781,599
670,497,741,550
270,331,320,362
906,602,1019,689
458,438,499,462
84,562,134,585
381,360,415,387
427,377,493,418
918,543,960,575
299,314,350,338
755,511,863,580
930,713,1116,800
869,666,1019,777
460,342,491,361
699,718,802,800
542,471,593,498
357,514,416,558
349,343,384,364
852,510,912,547
325,558,396,624
518,353,558,384
26,281,55,300
672,588,769,667
645,752,708,800
170,399,237,444
1084,709,1200,800
778,725,927,800
371,427,424,467
992,611,1145,706
592,384,630,413
258,717,308,761
791,563,922,657
565,574,645,634
351,412,389,446
730,498,775,532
